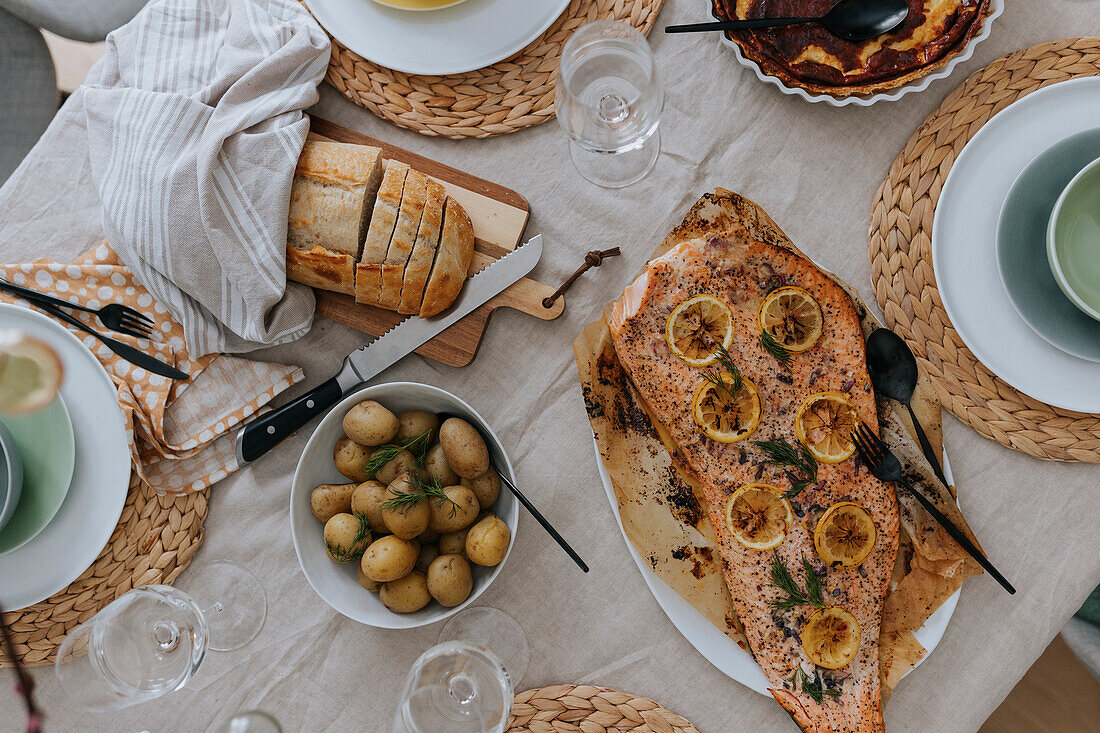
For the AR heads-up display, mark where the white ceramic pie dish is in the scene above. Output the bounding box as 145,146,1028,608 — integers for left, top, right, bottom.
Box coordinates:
705,0,1003,107
290,382,519,629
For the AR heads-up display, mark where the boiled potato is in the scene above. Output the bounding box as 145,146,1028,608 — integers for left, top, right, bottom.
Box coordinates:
396,410,439,443
380,571,431,613
324,513,370,563
423,443,459,486
372,448,417,486
461,469,500,510
343,401,399,446
360,535,419,583
465,514,510,567
333,437,372,483
415,544,440,574
439,418,490,480
426,554,473,607
357,565,381,592
381,476,430,539
438,528,469,556
310,483,355,523
351,480,389,533
417,528,440,544
428,485,480,533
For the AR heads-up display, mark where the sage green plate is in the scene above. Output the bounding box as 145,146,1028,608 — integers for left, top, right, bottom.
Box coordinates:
0,396,76,554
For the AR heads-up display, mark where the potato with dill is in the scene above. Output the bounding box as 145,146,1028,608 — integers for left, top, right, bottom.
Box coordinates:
310,483,356,523
371,448,417,485
343,401,399,446
380,475,431,539
423,443,459,486
439,418,490,480
465,514,510,567
333,437,373,483
351,480,389,533
428,485,480,533
324,513,371,563
396,410,439,443
360,535,419,583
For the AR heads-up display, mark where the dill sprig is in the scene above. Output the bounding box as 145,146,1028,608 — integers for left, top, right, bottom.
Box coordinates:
325,513,371,562
752,438,818,499
702,342,744,400
788,666,842,703
364,429,433,476
760,331,794,369
381,473,457,518
768,552,827,611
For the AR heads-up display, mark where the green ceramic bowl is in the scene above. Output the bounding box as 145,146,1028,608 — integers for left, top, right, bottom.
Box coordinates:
1048,156,1100,321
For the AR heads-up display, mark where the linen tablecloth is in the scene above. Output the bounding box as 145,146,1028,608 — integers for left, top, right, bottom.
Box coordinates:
3,2,1099,730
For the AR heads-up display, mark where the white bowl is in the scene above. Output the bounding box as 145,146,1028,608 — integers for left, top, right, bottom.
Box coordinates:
707,0,1003,107
291,382,519,629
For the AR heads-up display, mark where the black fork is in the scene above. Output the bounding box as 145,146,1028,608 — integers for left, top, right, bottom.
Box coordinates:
851,421,1015,594
0,278,155,339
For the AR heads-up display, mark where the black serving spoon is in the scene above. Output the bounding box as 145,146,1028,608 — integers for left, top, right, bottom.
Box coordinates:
865,329,950,489
665,0,910,42
439,414,589,573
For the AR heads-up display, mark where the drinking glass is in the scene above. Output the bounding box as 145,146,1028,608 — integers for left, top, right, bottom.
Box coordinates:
391,641,513,733
215,711,282,733
556,20,664,188
54,560,266,712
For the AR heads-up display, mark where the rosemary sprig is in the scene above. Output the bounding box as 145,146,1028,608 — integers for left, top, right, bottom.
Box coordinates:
752,438,818,499
363,429,433,475
325,513,371,563
381,473,457,518
702,343,744,400
768,552,827,611
760,331,794,368
788,666,841,703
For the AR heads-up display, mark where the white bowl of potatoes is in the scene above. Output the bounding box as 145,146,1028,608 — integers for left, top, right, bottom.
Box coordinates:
290,382,517,628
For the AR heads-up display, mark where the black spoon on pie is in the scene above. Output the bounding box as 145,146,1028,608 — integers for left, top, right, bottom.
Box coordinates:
665,0,910,42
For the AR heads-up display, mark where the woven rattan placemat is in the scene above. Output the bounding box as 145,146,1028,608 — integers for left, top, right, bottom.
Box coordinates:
507,685,701,732
321,0,665,139
868,37,1100,463
1,475,207,667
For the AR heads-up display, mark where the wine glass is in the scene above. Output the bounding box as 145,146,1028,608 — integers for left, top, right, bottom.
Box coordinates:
556,20,664,188
391,641,513,733
54,560,266,712
215,711,282,732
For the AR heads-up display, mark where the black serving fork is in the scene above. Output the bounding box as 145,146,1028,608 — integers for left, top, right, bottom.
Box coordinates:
851,421,1015,594
0,278,154,339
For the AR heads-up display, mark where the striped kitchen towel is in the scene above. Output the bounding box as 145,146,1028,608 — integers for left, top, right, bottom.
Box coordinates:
80,0,330,357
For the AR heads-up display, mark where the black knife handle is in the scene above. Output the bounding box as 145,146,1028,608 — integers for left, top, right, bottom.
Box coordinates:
905,402,949,489
237,376,344,464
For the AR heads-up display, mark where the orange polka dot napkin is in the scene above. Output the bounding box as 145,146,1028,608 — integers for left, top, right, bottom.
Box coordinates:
0,242,304,495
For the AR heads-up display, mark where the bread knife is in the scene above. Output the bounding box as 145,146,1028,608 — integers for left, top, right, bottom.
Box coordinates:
236,235,543,464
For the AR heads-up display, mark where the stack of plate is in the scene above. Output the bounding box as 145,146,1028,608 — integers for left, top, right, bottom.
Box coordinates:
0,304,131,611
932,77,1100,413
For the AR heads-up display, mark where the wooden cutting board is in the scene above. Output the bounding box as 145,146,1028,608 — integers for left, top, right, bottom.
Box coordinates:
306,118,563,367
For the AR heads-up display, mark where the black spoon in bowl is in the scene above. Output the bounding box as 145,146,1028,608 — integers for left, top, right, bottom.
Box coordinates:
665,0,910,42
865,328,950,489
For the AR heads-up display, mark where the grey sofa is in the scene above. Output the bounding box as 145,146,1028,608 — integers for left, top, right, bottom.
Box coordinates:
0,0,147,184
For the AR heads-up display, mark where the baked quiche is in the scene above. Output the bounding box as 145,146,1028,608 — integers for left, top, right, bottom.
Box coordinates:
712,0,992,96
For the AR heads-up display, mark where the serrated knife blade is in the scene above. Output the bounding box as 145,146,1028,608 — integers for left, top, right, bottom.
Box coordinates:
236,235,543,464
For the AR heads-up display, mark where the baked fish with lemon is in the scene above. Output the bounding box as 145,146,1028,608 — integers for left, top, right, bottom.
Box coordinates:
608,234,900,732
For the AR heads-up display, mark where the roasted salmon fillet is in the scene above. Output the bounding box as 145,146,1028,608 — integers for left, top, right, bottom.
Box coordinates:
609,234,899,732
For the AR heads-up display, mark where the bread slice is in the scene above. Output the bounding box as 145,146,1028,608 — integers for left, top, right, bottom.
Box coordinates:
378,170,428,310
287,140,382,257
286,245,356,295
398,177,447,314
420,198,474,318
356,160,410,305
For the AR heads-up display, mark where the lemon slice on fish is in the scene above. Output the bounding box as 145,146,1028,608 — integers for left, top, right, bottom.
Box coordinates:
725,483,792,550
0,330,63,414
795,392,858,464
666,295,734,366
814,502,876,568
759,286,823,353
692,374,761,443
802,606,861,669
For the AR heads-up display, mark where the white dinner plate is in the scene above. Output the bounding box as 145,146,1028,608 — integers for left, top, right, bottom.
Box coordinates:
304,0,571,75
594,440,959,696
0,304,131,610
932,77,1100,412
